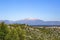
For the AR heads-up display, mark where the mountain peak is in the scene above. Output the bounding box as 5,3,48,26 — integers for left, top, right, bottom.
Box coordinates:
23,18,40,20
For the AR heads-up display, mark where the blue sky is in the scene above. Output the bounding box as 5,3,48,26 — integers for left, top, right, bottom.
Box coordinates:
0,0,60,21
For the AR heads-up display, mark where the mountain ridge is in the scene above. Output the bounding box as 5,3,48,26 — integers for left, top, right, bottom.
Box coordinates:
0,19,60,25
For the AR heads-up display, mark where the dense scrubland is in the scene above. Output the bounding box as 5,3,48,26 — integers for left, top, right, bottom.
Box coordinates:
0,22,60,40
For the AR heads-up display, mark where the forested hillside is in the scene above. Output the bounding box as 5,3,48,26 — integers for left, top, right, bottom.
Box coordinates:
0,22,60,40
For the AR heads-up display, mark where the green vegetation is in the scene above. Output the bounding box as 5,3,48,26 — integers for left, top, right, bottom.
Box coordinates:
0,22,60,40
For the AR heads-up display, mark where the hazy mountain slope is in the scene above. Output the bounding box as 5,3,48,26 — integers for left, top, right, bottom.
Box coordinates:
0,18,60,25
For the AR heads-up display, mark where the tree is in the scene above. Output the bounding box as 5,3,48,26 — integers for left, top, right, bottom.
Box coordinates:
5,29,19,40
16,27,26,40
0,22,9,40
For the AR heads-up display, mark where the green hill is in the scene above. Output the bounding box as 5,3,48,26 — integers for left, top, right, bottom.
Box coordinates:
0,22,60,40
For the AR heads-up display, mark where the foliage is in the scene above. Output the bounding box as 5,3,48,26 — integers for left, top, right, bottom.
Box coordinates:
0,22,60,40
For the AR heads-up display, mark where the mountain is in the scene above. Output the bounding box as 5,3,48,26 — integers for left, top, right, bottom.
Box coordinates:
0,20,14,24
15,19,44,25
0,18,60,25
